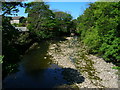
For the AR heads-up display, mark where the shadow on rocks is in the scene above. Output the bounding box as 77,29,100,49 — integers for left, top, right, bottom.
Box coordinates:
62,68,85,85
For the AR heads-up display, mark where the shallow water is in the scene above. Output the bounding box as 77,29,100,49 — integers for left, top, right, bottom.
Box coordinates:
3,39,84,88
3,41,69,88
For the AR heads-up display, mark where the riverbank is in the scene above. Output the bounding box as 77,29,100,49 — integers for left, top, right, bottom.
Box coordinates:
48,37,118,88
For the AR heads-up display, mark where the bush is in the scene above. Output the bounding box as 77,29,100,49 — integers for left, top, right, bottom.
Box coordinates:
76,2,120,63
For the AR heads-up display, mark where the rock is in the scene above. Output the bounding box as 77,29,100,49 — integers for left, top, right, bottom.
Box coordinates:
48,37,118,88
44,57,47,59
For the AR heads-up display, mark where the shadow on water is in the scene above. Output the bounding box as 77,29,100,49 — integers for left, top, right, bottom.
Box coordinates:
3,40,85,88
3,66,84,88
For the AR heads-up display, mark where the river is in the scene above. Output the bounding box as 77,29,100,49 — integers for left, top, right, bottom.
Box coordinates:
3,40,69,88
3,39,83,88
3,37,118,88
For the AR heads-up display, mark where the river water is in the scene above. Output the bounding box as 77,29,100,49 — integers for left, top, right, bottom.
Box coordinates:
3,41,69,88
3,38,84,88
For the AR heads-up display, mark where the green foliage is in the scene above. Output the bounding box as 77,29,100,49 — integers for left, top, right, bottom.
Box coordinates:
25,2,56,40
2,16,20,45
2,16,21,62
0,55,4,64
2,16,31,62
12,23,18,27
76,2,120,62
12,23,26,27
2,2,31,78
54,11,73,36
25,2,73,40
2,2,23,16
70,19,77,33
17,32,31,45
112,66,120,70
83,27,101,53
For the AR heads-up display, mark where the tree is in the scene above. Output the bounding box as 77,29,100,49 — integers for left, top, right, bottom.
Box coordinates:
2,2,29,78
54,11,73,36
2,2,23,16
25,2,56,40
2,2,23,61
76,2,120,63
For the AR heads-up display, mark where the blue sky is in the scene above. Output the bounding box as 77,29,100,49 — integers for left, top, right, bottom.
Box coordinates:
16,2,93,19
48,2,91,19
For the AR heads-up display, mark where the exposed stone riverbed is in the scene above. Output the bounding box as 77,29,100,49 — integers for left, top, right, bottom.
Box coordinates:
3,36,119,89
48,37,118,88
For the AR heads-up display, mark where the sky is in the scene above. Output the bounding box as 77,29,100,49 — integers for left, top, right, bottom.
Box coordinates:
16,2,94,19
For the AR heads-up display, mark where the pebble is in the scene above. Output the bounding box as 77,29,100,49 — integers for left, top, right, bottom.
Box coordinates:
48,37,118,88
44,57,47,59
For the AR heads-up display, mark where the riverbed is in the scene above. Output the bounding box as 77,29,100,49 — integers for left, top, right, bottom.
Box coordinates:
3,39,83,88
48,36,118,88
3,37,118,88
